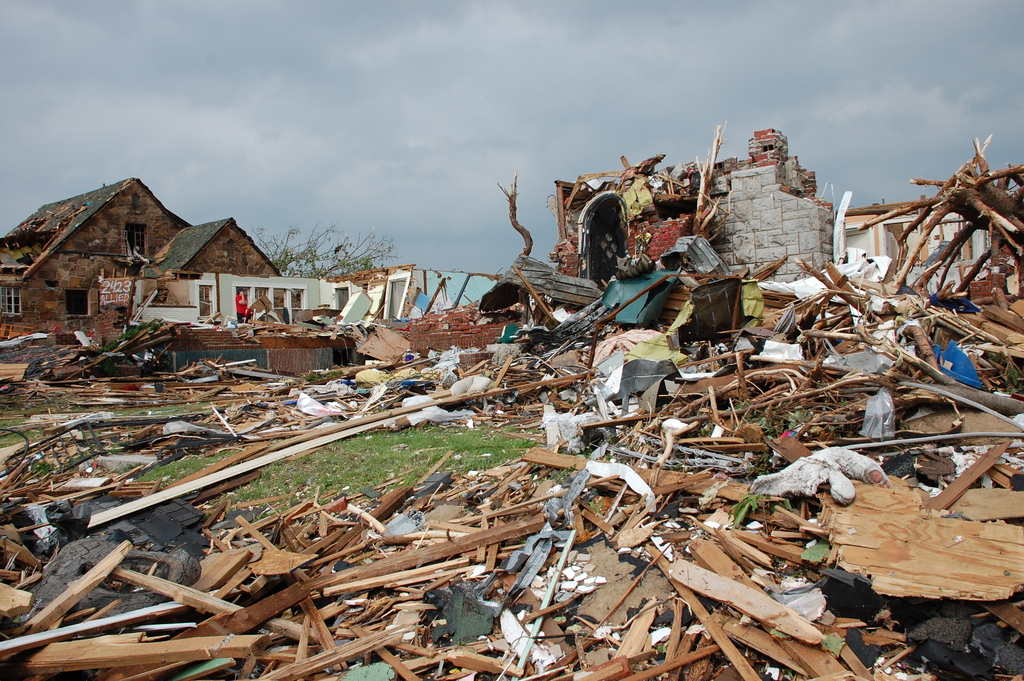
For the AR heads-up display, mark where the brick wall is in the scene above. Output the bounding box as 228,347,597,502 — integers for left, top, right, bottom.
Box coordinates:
969,272,1007,301
551,239,580,278
14,180,187,342
400,309,515,355
635,215,695,263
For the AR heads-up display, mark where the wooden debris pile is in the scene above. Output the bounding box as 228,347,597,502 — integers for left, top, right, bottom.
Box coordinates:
854,137,1024,299
0,317,1023,680
4,144,1024,680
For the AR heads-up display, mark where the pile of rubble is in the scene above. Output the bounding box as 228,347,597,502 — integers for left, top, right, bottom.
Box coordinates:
1,147,1024,680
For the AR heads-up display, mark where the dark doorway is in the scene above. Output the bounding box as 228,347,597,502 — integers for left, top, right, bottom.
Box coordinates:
580,193,627,285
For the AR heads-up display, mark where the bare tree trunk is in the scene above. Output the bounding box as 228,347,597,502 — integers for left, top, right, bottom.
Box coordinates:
499,172,533,257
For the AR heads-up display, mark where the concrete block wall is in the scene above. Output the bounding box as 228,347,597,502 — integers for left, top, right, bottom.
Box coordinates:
714,165,835,281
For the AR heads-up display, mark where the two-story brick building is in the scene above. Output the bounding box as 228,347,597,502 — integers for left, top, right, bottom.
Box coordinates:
0,178,278,339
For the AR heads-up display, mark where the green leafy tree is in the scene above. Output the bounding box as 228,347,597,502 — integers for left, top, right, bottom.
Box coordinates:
255,223,395,278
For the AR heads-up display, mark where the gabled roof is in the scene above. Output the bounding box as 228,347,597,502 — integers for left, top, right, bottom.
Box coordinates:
4,180,131,245
147,217,281,277
151,219,230,273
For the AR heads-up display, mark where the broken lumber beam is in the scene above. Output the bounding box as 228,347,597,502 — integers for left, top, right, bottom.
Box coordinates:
309,515,545,592
0,603,187,660
0,583,33,619
668,561,823,645
265,627,407,681
22,540,131,636
923,440,1010,511
0,633,267,676
110,568,303,640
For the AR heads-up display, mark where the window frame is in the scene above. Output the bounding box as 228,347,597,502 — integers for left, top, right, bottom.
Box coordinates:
0,287,22,315
124,222,147,256
66,289,90,316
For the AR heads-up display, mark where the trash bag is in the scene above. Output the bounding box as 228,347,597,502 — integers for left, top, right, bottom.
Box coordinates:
860,387,895,440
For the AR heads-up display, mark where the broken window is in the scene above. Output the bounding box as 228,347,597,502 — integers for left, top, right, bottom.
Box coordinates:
336,287,350,310
66,289,89,316
124,223,146,256
290,288,304,310
0,287,21,315
387,279,406,319
198,285,213,317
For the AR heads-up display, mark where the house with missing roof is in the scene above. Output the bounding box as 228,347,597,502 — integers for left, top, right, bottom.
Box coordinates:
0,178,279,340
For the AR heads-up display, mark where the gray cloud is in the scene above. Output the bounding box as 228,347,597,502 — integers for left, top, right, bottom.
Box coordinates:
2,1,1021,273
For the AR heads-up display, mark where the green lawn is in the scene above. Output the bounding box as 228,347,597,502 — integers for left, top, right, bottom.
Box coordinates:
140,424,536,510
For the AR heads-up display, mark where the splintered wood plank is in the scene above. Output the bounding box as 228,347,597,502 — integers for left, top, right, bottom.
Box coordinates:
780,638,847,678
23,540,132,635
612,645,720,681
669,561,823,645
824,483,1024,600
923,441,1009,511
0,582,33,618
110,567,303,640
248,548,312,576
714,615,806,675
615,606,658,659
663,576,761,681
445,649,523,676
0,634,267,675
267,627,407,681
308,516,545,592
191,548,253,592
728,529,805,564
0,603,187,660
984,601,1024,637
575,657,631,681
688,538,760,590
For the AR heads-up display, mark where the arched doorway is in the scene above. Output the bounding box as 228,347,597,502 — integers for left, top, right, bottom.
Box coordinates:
579,192,627,285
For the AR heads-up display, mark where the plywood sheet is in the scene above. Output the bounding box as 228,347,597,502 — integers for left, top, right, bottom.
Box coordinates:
823,483,1024,600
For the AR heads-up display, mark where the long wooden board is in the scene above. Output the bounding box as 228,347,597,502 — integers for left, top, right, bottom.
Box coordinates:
0,634,267,675
668,561,823,645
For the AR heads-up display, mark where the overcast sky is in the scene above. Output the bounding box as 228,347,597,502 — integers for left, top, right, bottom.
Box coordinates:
1,1,1021,275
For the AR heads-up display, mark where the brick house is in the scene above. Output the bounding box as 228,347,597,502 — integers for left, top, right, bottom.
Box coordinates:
0,178,278,339
549,129,835,283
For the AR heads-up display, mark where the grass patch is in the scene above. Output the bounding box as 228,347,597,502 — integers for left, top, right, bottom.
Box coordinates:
141,425,535,510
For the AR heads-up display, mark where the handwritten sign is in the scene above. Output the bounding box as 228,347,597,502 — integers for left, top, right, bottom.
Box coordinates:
98,277,134,307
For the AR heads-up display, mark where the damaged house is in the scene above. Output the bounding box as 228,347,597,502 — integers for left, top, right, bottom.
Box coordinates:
550,128,836,283
0,178,279,340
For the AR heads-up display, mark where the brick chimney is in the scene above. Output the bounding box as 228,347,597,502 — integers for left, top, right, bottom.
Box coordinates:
749,129,789,167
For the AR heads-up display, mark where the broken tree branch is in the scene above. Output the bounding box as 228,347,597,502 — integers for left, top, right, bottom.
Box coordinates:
499,172,533,257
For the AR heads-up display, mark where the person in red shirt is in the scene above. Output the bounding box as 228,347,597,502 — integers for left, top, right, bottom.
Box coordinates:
235,290,250,323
